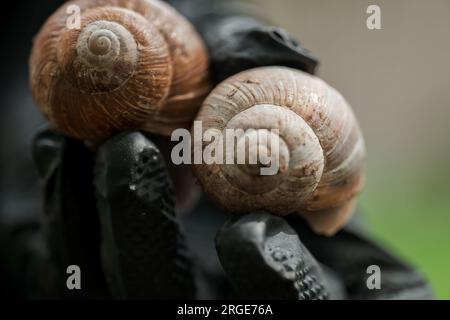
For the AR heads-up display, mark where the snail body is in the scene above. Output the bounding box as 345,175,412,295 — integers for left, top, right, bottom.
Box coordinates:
193,67,366,235
30,0,210,142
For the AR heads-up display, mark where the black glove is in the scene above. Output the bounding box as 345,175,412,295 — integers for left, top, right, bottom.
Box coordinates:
2,126,428,300
31,128,197,299
167,0,434,300
0,0,434,300
167,0,318,83
214,212,434,300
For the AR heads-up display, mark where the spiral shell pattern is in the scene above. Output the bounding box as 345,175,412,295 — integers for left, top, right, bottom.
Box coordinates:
30,0,210,142
57,8,154,95
193,67,365,235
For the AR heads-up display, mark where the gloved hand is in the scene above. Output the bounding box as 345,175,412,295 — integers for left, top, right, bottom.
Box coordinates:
215,213,434,300
0,0,320,299
32,129,199,299
30,128,434,300
0,0,434,300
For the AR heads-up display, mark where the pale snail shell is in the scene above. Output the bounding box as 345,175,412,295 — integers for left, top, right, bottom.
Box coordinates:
30,0,210,143
193,67,366,236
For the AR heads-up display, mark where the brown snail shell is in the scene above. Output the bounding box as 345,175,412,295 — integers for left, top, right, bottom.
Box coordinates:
192,67,366,236
30,0,210,142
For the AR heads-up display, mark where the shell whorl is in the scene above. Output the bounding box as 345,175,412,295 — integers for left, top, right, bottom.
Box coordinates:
193,67,366,235
30,0,210,142
219,104,325,201
58,9,142,94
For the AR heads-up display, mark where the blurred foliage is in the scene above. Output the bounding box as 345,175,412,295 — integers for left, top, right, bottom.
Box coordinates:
361,172,450,299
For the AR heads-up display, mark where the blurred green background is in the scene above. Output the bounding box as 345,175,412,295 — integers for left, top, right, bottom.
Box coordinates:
253,0,450,298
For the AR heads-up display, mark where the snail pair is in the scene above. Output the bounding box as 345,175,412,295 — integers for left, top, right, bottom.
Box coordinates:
30,0,366,235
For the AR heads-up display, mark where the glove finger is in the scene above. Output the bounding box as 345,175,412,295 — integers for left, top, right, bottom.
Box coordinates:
94,131,196,299
195,15,318,83
286,215,434,300
216,212,345,300
32,126,108,298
